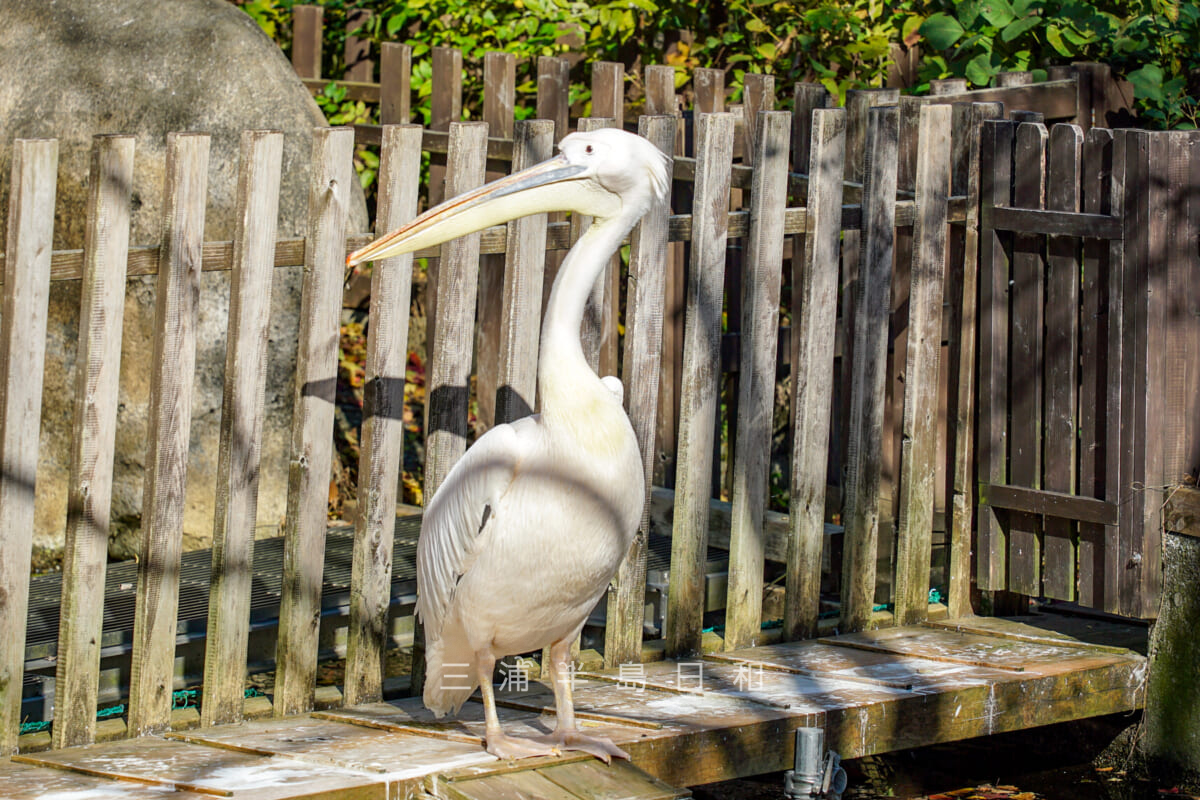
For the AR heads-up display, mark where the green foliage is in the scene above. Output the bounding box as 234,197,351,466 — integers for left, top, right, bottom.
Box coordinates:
914,0,1199,127
233,0,1199,133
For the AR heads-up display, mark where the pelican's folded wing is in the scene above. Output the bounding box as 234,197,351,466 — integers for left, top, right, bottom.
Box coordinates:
415,417,538,639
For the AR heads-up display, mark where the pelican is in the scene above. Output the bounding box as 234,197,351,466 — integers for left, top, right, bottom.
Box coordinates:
347,128,671,761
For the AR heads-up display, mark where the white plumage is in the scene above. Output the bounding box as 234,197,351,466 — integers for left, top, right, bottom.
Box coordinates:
347,128,672,761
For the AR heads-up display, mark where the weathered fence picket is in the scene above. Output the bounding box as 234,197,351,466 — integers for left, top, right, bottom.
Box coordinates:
0,138,58,754
894,105,952,625
128,133,210,736
344,124,423,706
837,106,897,636
275,127,354,717
665,111,735,657
201,130,284,727
725,110,790,651
785,107,847,637
605,114,676,668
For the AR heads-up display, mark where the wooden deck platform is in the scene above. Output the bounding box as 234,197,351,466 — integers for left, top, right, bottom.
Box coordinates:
4,616,1146,800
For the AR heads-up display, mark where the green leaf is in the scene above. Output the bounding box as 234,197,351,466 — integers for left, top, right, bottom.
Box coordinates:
902,14,925,46
979,0,1016,28
1045,25,1072,56
965,52,997,86
920,13,965,50
756,41,777,60
1000,15,1041,42
746,18,767,33
1126,64,1165,102
955,0,982,28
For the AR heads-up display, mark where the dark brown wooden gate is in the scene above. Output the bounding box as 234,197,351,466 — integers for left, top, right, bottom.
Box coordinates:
977,121,1200,618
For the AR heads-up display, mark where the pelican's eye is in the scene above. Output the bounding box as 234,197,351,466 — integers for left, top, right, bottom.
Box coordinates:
585,144,594,155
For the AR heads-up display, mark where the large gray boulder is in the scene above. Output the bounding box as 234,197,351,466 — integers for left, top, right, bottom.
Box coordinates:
0,0,369,559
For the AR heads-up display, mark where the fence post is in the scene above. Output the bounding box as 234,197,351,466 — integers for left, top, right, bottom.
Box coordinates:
577,116,620,374
201,130,284,726
291,5,324,80
946,102,1004,618
53,135,133,748
838,107,898,636
1007,122,1048,597
379,43,412,125
1077,126,1114,609
725,110,790,650
475,52,518,432
274,127,354,717
0,138,58,755
607,115,677,667
663,112,735,656
128,133,210,735
343,9,374,82
591,62,626,377
894,105,952,625
495,120,555,425
977,119,1016,593
1041,123,1084,602
344,124,423,707
784,108,846,638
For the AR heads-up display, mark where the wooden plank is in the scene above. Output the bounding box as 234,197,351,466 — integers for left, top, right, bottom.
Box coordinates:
846,90,900,183
274,127,355,717
537,758,688,800
537,56,571,142
977,119,1015,591
650,485,841,564
474,51,518,431
591,62,626,378
1134,130,1167,617
1042,123,1083,601
790,83,830,182
1006,122,1047,597
343,9,373,82
988,206,1121,239
1115,130,1147,617
201,131,284,727
0,137,57,755
290,5,323,79
741,74,775,164
931,79,969,95
1102,130,1132,615
894,104,952,625
424,122,489,500
379,43,412,125
607,115,677,667
725,111,790,651
442,769,580,800
838,106,898,637
647,66,682,490
980,483,1117,526
577,116,619,375
494,120,554,424
428,46,462,210
1077,126,1114,609
785,108,846,637
592,62,626,126
52,136,133,749
908,79,1079,121
344,125,422,707
127,133,209,736
662,110,734,657
946,101,1003,617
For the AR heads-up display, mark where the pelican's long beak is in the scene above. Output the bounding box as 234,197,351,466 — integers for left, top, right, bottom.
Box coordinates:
347,154,592,268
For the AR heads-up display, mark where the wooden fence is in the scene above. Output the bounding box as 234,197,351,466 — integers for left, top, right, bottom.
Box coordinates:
0,61,1187,758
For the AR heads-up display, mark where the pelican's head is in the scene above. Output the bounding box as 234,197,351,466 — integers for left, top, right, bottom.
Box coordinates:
347,127,671,267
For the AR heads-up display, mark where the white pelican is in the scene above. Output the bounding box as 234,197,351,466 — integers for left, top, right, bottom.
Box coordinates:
347,128,671,761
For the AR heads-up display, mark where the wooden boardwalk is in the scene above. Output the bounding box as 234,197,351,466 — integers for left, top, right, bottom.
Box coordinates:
4,615,1145,799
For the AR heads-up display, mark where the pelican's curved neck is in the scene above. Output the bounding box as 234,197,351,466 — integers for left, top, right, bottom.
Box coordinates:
538,209,637,428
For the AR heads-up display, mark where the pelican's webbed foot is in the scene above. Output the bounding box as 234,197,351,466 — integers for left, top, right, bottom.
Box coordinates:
485,731,561,761
538,730,630,764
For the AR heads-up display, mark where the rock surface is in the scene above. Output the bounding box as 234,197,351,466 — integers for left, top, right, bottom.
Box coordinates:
0,0,369,557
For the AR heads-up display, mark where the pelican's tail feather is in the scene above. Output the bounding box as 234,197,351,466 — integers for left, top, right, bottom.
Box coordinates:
423,628,478,718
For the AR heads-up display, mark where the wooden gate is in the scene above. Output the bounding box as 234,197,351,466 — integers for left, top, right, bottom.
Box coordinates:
977,121,1199,618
